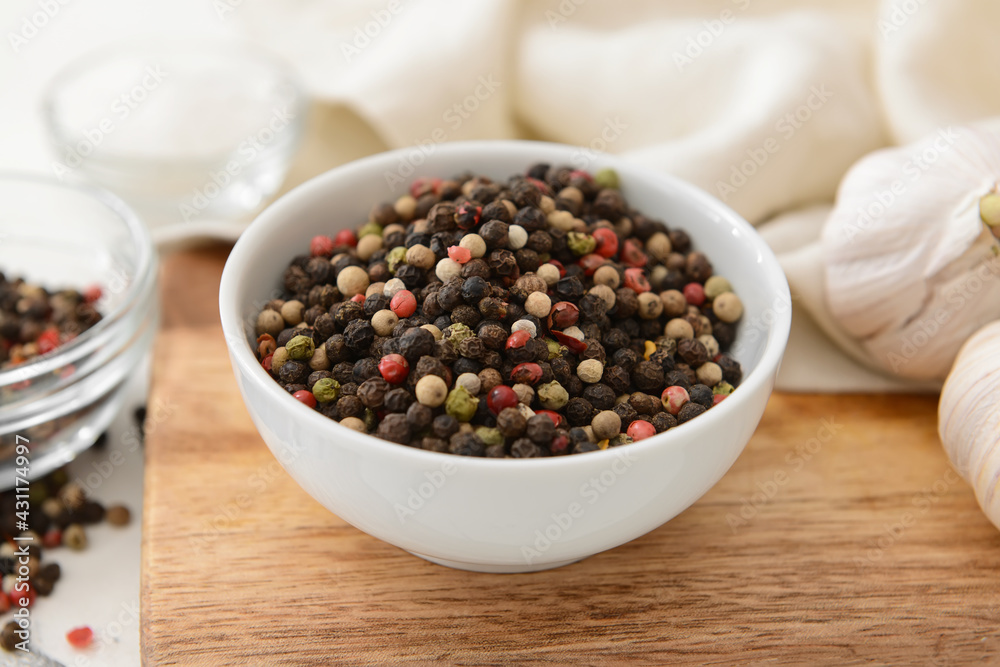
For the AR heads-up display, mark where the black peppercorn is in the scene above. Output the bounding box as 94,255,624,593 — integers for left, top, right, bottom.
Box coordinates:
449,432,486,457
496,407,527,438
717,354,743,387
582,383,615,410
278,360,309,384
510,438,544,458
357,378,389,408
377,413,411,445
406,402,433,430
665,369,692,391
631,360,664,393
651,412,677,433
433,414,460,439
677,402,707,424
337,395,365,419
689,384,714,409
565,397,595,426
526,414,555,445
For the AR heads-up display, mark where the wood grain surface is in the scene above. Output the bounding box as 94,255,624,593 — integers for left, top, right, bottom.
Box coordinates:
142,248,1000,666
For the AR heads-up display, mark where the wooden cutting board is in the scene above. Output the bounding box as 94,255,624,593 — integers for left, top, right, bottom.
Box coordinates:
141,246,1000,665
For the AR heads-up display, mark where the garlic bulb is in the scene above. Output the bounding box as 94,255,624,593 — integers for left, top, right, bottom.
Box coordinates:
939,320,1000,532
822,121,1000,380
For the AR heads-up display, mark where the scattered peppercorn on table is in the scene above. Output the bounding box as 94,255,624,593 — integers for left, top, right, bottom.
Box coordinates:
141,245,1000,665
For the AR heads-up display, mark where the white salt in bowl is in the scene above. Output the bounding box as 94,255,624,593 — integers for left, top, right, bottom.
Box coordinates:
220,141,791,573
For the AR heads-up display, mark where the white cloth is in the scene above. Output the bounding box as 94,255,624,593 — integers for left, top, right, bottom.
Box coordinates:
235,0,1000,392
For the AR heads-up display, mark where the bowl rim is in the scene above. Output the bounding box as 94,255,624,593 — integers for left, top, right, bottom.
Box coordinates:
40,37,308,169
0,172,157,385
220,139,792,469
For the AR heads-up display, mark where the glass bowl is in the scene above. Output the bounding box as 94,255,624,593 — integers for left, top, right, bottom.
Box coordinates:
0,175,157,489
42,39,307,234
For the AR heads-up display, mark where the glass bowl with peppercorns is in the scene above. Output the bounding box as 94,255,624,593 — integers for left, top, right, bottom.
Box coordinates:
0,175,157,489
220,141,790,572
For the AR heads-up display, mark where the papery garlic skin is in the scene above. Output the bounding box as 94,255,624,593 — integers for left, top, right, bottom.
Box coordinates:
939,321,1000,533
822,122,1000,380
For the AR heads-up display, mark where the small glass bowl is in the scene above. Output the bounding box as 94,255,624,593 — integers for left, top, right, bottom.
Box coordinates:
0,175,157,489
42,39,307,234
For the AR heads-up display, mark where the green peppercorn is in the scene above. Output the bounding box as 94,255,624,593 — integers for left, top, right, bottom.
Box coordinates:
313,378,341,403
475,426,504,447
594,168,619,190
712,381,735,396
545,338,566,360
445,386,479,422
567,232,597,257
386,246,407,274
286,335,315,360
537,380,569,410
358,222,383,238
704,275,732,300
445,322,473,349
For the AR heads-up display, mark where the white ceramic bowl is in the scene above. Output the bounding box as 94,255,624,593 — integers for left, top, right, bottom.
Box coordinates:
220,141,790,573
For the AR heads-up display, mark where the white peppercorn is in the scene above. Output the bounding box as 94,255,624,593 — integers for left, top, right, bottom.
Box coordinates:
512,383,534,405
416,375,449,407
357,234,383,261
456,372,482,396
536,263,560,286
524,292,552,319
372,309,399,336
589,285,616,309
577,359,604,383
340,416,367,433
405,244,436,269
637,292,664,320
665,318,694,340
511,319,537,338
280,300,305,326
383,278,406,298
714,292,744,323
696,362,723,387
336,266,369,298
592,410,621,440
507,225,528,250
436,258,462,282
459,233,487,258
593,265,620,288
256,309,284,337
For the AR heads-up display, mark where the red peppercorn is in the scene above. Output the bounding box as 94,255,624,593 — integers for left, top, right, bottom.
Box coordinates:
378,354,410,384
683,282,706,306
624,268,651,294
511,362,543,385
535,410,565,428
578,253,605,276
83,285,102,304
447,246,472,264
0,593,9,614
261,353,273,372
43,528,61,549
333,229,357,248
550,330,587,355
569,169,593,182
455,202,482,229
661,386,690,416
390,290,417,318
410,177,442,198
350,293,365,303
621,239,648,268
293,390,317,408
37,328,60,354
713,394,727,406
592,228,619,259
551,432,571,455
66,626,94,649
548,301,580,329
487,385,519,415
627,420,656,441
310,235,336,256
506,330,531,350
526,177,551,195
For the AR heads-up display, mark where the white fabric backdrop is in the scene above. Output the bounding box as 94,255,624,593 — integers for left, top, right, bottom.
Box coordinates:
236,0,1000,392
